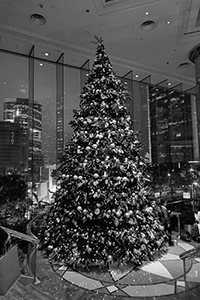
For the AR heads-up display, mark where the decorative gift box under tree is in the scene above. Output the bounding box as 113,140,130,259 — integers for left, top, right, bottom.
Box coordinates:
40,36,167,267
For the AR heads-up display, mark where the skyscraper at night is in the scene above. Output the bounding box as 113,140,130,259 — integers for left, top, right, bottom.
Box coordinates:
0,121,28,172
3,98,43,181
148,86,197,170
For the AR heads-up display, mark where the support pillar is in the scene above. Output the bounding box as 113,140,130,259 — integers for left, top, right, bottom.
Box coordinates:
189,45,200,161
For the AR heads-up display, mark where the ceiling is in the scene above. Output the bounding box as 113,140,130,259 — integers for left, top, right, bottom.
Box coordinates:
0,0,200,91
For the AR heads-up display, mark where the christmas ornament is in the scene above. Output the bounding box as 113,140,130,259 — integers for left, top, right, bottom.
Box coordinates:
116,210,122,217
95,208,100,215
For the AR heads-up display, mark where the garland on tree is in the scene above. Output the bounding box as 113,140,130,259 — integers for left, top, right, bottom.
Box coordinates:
40,36,167,267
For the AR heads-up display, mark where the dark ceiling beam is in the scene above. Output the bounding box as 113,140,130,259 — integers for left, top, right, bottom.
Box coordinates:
139,75,151,83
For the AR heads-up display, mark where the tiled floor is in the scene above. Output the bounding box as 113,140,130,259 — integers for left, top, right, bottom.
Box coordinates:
1,240,200,300
50,240,200,299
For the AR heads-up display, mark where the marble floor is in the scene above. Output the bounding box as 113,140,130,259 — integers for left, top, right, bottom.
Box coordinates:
50,240,200,299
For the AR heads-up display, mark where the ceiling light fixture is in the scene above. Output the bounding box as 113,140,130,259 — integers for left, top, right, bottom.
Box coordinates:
168,82,172,86
30,13,46,25
166,21,171,25
140,20,157,31
135,74,139,78
44,52,50,56
145,12,149,15
39,63,43,67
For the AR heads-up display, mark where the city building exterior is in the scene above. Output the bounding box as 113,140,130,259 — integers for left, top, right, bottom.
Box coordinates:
148,86,197,170
3,98,43,182
0,121,28,173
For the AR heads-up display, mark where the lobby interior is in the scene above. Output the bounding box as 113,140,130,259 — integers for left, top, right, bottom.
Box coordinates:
1,0,200,299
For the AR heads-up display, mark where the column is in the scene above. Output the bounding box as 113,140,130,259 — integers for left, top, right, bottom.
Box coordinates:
189,45,200,161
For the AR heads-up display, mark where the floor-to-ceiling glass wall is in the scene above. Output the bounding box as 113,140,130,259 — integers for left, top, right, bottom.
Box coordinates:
0,52,29,173
64,67,81,144
0,48,198,205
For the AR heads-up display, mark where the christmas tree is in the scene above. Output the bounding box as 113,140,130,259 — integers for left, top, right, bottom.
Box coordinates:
41,37,167,267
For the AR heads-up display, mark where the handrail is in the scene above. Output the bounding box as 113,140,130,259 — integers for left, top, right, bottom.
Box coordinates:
0,226,38,244
179,245,200,290
179,245,200,260
25,211,46,284
0,223,40,284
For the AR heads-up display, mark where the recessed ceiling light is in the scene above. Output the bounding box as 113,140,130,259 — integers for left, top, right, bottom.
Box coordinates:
139,20,157,31
39,63,43,67
135,74,139,78
168,82,172,86
145,12,150,15
30,14,46,25
44,52,50,56
166,21,171,25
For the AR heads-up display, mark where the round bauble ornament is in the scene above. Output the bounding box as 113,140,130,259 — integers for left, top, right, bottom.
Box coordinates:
93,144,97,149
108,255,113,261
95,208,100,215
125,212,130,218
123,177,128,182
73,175,78,180
116,210,122,217
79,175,83,180
87,247,92,253
83,121,87,125
110,143,115,148
114,219,119,226
61,174,66,179
86,146,90,151
129,218,134,225
83,209,88,215
116,176,121,181
93,173,99,178
77,206,82,212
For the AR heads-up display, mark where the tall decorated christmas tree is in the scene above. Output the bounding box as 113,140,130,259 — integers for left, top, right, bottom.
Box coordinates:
41,37,167,267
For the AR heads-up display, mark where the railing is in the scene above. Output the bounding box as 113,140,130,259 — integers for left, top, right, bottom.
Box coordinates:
0,225,39,284
179,245,200,290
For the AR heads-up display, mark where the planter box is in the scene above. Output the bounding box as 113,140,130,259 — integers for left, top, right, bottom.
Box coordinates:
0,245,20,295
